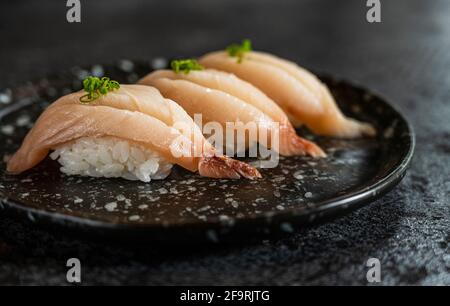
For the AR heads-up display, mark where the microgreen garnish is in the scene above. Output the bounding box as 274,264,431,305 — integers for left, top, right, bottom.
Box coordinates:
79,76,120,103
170,59,204,74
226,39,252,63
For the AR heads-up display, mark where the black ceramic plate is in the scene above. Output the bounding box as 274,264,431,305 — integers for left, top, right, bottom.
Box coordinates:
0,59,414,243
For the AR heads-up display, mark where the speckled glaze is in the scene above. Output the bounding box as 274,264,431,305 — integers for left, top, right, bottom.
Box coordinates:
0,59,414,243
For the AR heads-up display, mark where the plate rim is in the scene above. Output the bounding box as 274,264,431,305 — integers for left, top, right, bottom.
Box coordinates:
0,70,415,236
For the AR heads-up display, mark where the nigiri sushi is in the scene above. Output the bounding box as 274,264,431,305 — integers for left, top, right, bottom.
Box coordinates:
7,77,261,181
138,60,325,158
199,40,376,138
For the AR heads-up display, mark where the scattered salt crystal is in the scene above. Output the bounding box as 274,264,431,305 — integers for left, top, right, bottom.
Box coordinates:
293,171,304,180
272,176,285,182
197,205,211,212
1,125,14,135
128,215,140,221
184,179,196,185
138,204,148,210
225,198,239,208
276,205,285,210
151,57,168,70
158,188,168,194
73,197,83,204
218,215,229,222
304,192,313,198
116,194,126,201
104,202,117,212
16,115,30,127
0,91,11,104
118,59,134,72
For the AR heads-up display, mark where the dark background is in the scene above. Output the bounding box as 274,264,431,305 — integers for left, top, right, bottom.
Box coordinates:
0,0,449,285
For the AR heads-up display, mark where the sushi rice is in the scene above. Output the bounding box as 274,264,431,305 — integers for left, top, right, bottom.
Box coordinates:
50,137,173,182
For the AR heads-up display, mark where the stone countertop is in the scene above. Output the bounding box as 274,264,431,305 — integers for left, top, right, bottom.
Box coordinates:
0,0,448,285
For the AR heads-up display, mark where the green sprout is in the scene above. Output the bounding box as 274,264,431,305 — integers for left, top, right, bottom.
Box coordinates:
226,39,252,63
170,59,204,74
79,76,120,103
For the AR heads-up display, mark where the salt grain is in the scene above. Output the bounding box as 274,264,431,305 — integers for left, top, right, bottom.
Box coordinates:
118,59,134,72
16,115,30,127
1,125,14,135
128,215,140,221
151,57,168,70
116,194,126,201
104,202,117,212
158,188,168,194
197,205,211,212
0,91,11,104
293,171,304,180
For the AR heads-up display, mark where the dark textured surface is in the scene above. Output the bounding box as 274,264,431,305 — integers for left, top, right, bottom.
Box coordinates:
0,0,448,285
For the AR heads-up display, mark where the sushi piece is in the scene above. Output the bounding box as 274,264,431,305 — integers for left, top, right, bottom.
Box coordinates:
138,60,325,158
7,77,261,181
199,41,376,138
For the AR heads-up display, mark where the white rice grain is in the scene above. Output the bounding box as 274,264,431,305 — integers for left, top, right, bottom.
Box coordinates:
50,137,173,182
